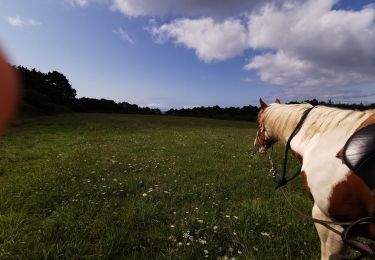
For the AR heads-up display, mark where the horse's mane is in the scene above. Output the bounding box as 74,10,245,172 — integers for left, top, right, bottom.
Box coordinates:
262,103,375,142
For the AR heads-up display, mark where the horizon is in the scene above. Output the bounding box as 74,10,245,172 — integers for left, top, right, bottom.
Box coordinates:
1,0,375,110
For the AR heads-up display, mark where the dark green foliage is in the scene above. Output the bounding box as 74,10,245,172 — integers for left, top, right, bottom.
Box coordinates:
17,66,76,115
14,66,161,116
75,98,162,115
119,102,162,115
166,105,260,121
75,98,123,113
288,99,375,110
166,100,375,122
45,71,77,104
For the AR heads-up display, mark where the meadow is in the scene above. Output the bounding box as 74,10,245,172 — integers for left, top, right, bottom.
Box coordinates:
0,114,320,259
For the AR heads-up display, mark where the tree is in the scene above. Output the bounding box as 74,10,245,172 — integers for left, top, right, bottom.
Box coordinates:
45,71,76,104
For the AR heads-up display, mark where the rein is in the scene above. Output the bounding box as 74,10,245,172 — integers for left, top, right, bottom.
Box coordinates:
267,106,375,259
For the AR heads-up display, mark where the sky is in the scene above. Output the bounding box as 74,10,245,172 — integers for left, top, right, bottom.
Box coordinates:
0,0,374,109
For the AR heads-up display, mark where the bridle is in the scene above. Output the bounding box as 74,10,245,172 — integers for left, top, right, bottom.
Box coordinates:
266,106,375,259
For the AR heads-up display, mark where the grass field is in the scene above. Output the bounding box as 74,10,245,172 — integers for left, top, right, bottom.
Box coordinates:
0,114,320,259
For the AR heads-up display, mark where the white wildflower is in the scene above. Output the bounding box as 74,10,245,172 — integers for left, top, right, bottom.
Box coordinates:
198,238,207,244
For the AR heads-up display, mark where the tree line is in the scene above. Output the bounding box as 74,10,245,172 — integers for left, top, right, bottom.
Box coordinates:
165,100,375,122
287,99,375,111
165,105,259,121
15,66,375,121
16,66,161,116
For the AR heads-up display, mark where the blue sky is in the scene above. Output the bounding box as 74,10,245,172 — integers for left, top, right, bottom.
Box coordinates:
0,0,374,109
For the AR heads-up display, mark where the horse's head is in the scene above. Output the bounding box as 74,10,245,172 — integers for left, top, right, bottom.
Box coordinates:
254,98,280,153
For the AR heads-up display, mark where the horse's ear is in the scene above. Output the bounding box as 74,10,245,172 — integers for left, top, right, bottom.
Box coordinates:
259,98,268,110
274,98,281,104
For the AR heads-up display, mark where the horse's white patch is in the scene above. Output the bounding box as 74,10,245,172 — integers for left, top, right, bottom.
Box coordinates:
294,131,350,214
290,108,367,214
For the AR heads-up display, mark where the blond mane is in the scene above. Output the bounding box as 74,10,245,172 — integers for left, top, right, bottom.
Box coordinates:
261,103,375,143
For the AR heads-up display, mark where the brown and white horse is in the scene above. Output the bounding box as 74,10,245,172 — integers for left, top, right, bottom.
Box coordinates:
254,98,375,260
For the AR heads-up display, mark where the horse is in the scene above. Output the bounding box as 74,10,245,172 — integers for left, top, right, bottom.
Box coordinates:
254,98,375,260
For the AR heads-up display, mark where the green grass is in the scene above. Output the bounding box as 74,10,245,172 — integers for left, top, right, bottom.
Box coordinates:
0,114,319,259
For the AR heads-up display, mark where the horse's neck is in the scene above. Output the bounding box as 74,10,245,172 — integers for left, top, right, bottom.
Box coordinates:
284,106,372,158
265,105,308,144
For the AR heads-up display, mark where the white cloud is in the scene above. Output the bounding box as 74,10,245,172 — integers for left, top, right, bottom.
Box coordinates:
245,51,374,88
112,0,284,18
65,0,108,7
66,0,89,7
244,0,375,89
113,27,135,45
241,77,258,83
143,103,163,108
183,105,200,109
7,16,40,27
147,0,375,94
150,17,249,62
69,0,301,17
281,85,375,101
